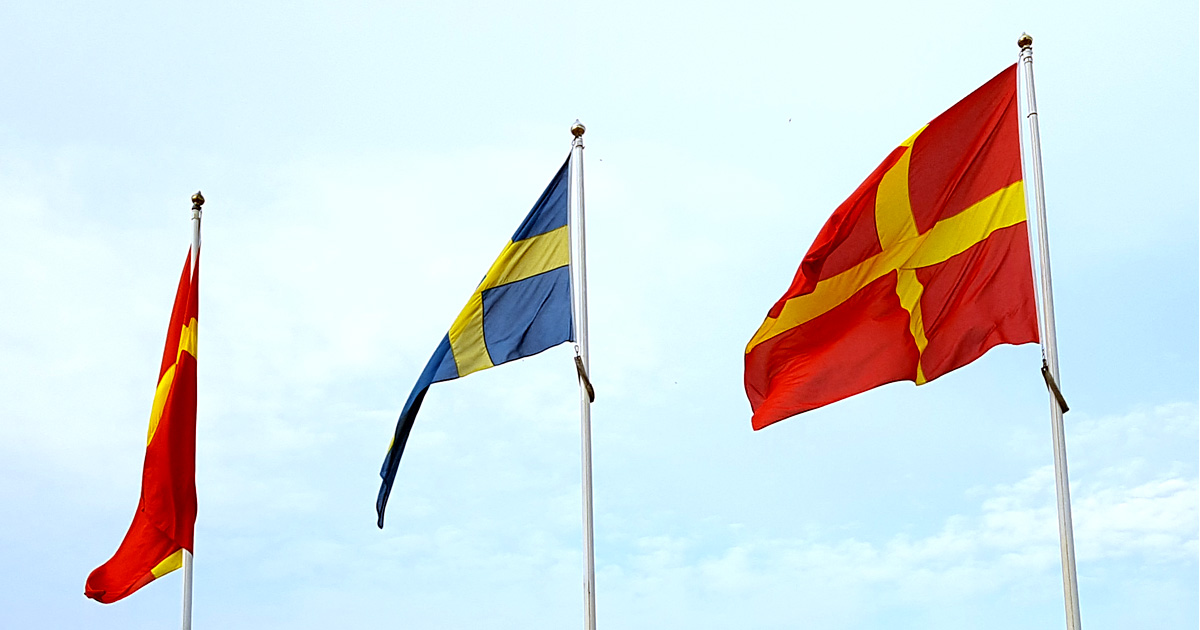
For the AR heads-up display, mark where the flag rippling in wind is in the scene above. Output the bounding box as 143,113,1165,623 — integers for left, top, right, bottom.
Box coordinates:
377,158,574,527
745,65,1039,429
86,247,199,603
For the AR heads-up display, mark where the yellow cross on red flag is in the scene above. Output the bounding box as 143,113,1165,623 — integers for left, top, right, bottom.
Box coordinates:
745,64,1039,429
86,247,199,603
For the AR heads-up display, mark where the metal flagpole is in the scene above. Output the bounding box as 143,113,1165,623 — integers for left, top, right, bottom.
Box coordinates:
1017,34,1082,630
568,121,598,630
182,191,203,630
181,550,194,630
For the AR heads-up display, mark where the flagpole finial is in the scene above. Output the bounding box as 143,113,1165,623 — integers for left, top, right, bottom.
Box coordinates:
571,120,586,138
1018,33,1033,50
191,191,205,209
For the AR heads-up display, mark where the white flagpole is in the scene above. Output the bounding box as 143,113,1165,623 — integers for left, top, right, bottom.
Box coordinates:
181,550,194,630
568,121,598,630
1017,35,1082,630
182,191,203,630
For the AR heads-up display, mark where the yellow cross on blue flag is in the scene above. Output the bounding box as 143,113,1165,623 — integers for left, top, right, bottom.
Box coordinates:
377,158,574,527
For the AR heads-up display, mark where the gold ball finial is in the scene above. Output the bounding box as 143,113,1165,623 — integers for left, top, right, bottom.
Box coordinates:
1017,33,1033,50
571,120,586,138
191,191,205,208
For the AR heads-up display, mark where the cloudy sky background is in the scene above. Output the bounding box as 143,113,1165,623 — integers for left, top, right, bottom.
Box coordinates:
1,1,1196,628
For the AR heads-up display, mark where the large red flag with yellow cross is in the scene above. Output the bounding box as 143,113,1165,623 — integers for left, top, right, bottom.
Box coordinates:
86,247,199,603
745,65,1038,430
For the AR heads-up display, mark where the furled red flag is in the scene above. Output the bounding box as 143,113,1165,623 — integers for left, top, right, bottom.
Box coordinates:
745,65,1039,430
86,247,199,603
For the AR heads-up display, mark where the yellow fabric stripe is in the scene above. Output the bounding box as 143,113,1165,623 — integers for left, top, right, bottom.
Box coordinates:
445,226,570,378
874,128,923,249
150,548,184,578
447,292,493,376
875,129,928,381
147,318,197,445
900,181,1027,269
895,269,930,384
178,317,197,361
747,180,1027,352
146,365,177,445
479,225,569,292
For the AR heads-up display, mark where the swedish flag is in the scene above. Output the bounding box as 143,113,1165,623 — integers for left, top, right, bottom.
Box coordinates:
377,158,574,527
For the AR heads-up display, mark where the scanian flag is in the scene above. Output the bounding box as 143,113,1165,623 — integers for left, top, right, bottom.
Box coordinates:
86,247,199,603
745,65,1039,429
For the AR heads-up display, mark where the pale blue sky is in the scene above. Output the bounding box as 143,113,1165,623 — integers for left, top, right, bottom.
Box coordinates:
1,1,1196,628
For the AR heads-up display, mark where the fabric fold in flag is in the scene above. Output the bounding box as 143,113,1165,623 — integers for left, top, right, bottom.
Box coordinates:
377,158,574,528
86,247,199,604
745,64,1039,430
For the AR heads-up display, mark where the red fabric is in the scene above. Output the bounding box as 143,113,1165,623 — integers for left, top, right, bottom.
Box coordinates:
769,147,905,316
916,223,1038,380
748,273,919,428
907,66,1022,231
86,248,198,604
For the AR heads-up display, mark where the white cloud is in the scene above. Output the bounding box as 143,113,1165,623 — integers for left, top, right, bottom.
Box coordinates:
592,403,1198,629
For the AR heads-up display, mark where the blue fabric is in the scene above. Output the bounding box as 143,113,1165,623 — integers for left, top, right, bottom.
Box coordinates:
510,159,569,242
482,266,573,364
376,334,453,527
429,335,460,383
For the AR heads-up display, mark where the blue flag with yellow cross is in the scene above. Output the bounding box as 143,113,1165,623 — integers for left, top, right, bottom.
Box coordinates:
377,158,574,527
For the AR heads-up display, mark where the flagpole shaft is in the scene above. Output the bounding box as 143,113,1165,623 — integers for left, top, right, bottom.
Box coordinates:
180,550,194,630
1018,35,1082,630
568,122,597,630
182,191,202,630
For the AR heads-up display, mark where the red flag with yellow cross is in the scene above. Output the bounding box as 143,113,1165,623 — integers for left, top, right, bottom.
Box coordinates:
745,64,1038,430
86,246,199,603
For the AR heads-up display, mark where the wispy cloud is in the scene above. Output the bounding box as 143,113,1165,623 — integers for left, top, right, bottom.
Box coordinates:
593,404,1198,629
